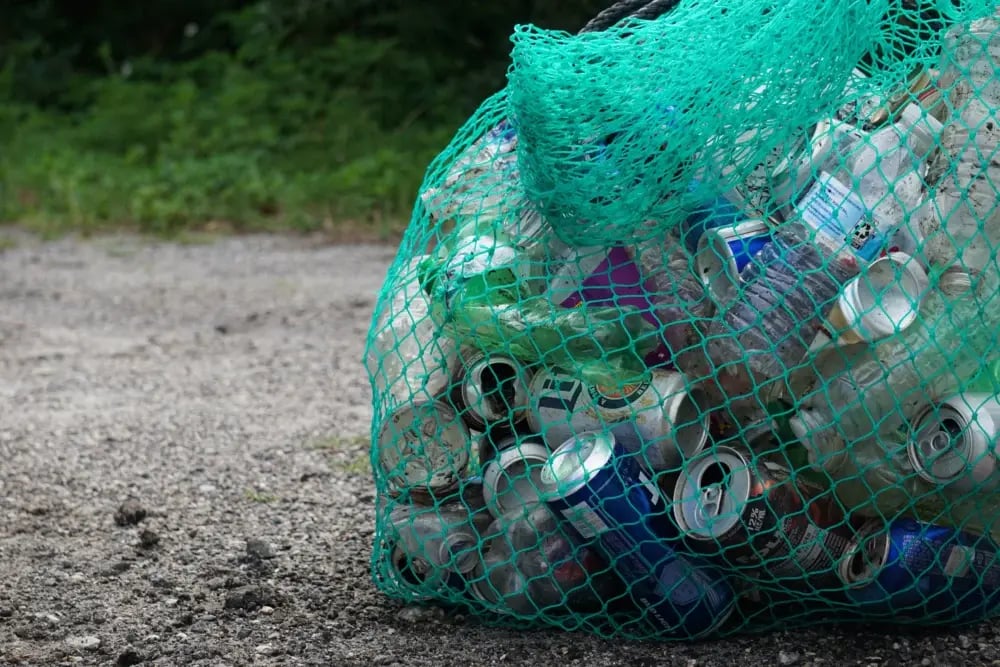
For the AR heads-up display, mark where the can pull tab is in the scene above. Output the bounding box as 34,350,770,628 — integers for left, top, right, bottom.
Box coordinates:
698,484,725,522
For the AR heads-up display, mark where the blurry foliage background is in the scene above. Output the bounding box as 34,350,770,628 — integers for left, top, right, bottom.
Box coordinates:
0,0,605,237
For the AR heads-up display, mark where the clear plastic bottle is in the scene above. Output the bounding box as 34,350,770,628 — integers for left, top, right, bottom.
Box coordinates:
704,221,855,410
795,103,942,267
366,254,458,407
918,12,1000,276
631,235,716,374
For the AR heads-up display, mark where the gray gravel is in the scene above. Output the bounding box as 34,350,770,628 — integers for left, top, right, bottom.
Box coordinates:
1,232,999,666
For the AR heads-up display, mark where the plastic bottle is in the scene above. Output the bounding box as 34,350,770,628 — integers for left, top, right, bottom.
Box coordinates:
703,221,855,410
366,254,458,407
795,102,942,269
918,12,1000,276
631,235,717,374
421,233,659,386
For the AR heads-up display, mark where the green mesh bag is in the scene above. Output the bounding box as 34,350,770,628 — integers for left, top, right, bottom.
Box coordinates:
363,0,1000,641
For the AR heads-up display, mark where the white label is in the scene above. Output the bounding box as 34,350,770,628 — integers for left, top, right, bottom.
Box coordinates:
943,544,975,578
797,171,889,262
637,470,664,509
561,502,610,539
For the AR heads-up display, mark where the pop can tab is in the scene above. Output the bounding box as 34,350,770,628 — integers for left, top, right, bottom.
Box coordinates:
540,431,735,639
838,518,1000,623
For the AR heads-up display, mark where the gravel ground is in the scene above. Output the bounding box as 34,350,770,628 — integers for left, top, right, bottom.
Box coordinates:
1,233,999,666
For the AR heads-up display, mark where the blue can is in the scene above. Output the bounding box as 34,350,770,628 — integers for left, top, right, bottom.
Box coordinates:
693,219,774,305
839,518,1000,624
681,196,745,255
539,431,735,639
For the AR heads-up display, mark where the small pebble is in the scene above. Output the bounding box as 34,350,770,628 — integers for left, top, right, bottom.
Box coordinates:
396,606,443,624
114,498,147,527
779,650,800,666
138,529,160,549
255,644,278,656
116,648,145,666
246,538,276,560
259,606,274,615
66,635,101,651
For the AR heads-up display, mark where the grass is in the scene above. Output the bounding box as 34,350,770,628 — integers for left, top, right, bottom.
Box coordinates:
0,44,462,241
244,489,280,503
307,434,372,476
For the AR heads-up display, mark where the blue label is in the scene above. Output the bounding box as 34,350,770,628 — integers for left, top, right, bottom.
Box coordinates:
798,172,889,262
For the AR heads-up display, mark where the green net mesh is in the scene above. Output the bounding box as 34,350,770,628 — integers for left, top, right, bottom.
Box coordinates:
363,0,1000,641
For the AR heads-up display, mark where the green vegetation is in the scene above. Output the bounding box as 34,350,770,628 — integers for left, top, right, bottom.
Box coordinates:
0,1,605,238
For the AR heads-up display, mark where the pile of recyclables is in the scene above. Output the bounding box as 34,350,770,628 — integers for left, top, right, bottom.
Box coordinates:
363,0,1000,641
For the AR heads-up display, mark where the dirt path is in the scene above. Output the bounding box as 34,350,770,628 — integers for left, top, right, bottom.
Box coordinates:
0,233,995,666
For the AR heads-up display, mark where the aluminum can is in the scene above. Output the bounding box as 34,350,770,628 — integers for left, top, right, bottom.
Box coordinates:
907,393,1000,495
526,367,710,473
481,439,551,519
680,194,744,255
387,503,481,597
838,517,1000,623
672,445,853,589
694,219,773,305
811,251,928,351
377,400,471,500
452,347,534,432
539,431,735,639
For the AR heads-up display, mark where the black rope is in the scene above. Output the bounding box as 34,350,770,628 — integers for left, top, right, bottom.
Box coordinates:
580,0,682,33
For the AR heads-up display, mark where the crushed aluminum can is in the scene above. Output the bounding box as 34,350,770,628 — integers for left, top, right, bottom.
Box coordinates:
452,347,534,432
838,517,1000,623
377,400,471,501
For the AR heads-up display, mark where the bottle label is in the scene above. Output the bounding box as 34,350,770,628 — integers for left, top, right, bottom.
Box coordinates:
797,171,890,262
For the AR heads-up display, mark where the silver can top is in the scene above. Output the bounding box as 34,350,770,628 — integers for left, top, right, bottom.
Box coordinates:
539,431,617,500
671,446,753,541
908,393,1000,489
837,519,890,588
481,439,552,519
377,400,471,496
